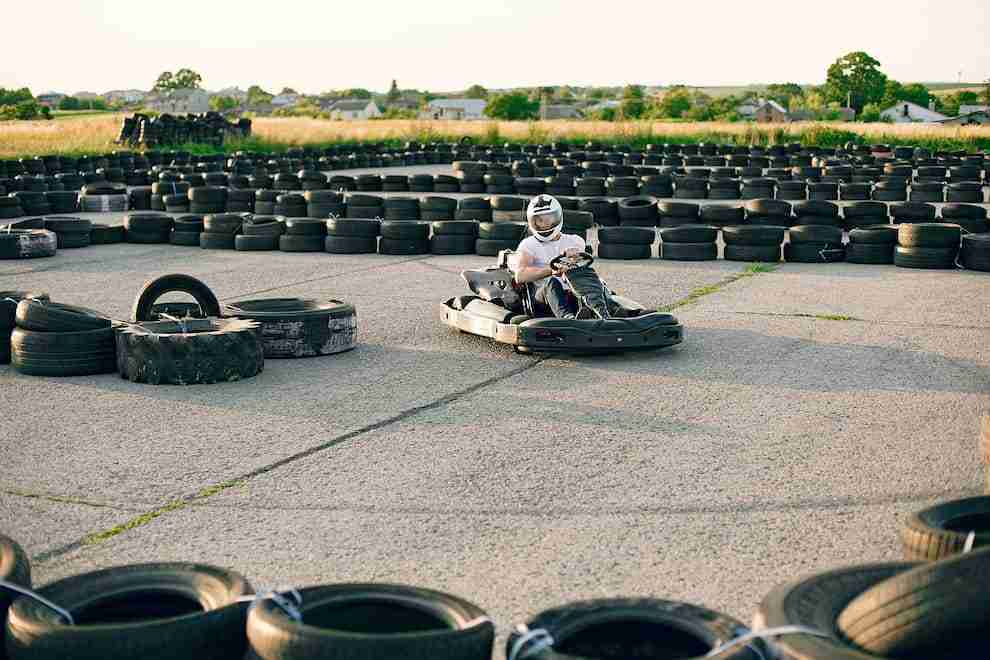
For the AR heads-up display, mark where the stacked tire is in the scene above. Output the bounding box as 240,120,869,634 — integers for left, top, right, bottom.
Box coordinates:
960,234,990,272
201,214,243,250
188,186,227,215
843,201,889,230
305,191,345,219
325,218,379,254
723,225,784,262
234,216,283,251
1,291,48,363
744,199,791,227
280,218,326,252
659,225,718,261
10,298,117,376
172,215,206,246
617,196,657,227
894,223,961,269
941,203,988,235
124,213,172,244
44,217,92,248
431,221,478,255
224,297,357,358
657,202,700,228
379,221,429,255
847,225,898,264
476,222,525,256
420,196,457,222
597,226,654,259
785,225,845,263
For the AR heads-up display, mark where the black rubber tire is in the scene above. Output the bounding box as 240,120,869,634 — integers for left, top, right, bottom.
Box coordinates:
846,243,894,264
0,229,57,259
117,318,264,384
223,298,357,358
941,203,987,221
124,213,172,235
507,598,762,660
199,232,236,250
431,235,477,255
246,583,494,660
597,226,655,245
170,231,201,246
15,300,111,332
659,225,718,243
379,238,429,255
960,234,990,271
897,222,961,248
793,200,839,218
788,225,843,244
843,201,889,220
125,229,170,244
753,562,918,660
478,222,525,241
284,218,327,237
660,242,718,261
279,235,326,252
431,221,478,236
325,236,378,254
722,225,785,246
724,244,781,262
132,274,222,323
242,217,285,236
235,234,280,251
597,242,652,259
785,242,846,263
745,199,791,217
899,496,990,560
837,548,990,658
893,245,957,269
380,221,429,241
700,205,745,226
849,225,898,244
658,201,700,220
327,218,380,238
90,224,125,244
891,202,937,223
10,326,117,376
5,562,252,660
475,238,518,257
203,213,244,234
617,196,658,224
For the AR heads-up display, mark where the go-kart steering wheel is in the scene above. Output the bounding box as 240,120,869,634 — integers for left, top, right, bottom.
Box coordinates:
550,252,594,272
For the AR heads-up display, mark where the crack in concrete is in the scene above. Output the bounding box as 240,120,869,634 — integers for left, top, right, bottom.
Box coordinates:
658,263,778,313
33,355,548,564
730,311,990,331
0,488,137,511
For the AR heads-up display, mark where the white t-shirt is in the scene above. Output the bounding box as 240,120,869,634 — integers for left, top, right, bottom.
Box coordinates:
512,233,586,288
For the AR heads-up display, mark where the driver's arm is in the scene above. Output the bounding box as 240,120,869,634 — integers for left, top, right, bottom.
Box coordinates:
514,249,553,284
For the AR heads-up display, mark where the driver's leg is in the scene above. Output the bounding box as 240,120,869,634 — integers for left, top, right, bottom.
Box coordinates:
535,278,576,319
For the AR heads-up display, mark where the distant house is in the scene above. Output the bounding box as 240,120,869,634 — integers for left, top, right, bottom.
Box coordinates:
215,87,248,102
145,88,210,114
387,99,421,112
879,101,948,124
755,100,789,123
736,98,762,118
940,110,990,126
960,104,989,115
73,91,101,101
541,104,582,120
104,89,146,105
585,100,620,113
328,99,381,120
422,98,487,120
271,93,300,107
245,102,275,115
36,93,66,107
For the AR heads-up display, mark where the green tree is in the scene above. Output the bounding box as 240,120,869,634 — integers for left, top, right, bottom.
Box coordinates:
824,51,887,112
210,95,239,112
937,90,977,116
14,100,40,120
655,86,692,118
618,84,646,119
483,92,539,120
344,88,372,99
58,96,81,111
881,80,932,108
0,87,34,106
246,85,274,105
464,84,488,99
153,68,203,91
983,79,990,106
766,83,804,107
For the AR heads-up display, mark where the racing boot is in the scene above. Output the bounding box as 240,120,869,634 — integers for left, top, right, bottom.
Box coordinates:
565,266,610,319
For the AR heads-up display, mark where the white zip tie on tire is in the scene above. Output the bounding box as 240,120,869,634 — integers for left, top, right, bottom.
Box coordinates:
507,625,555,660
0,580,75,624
964,531,976,553
706,625,830,659
236,588,304,623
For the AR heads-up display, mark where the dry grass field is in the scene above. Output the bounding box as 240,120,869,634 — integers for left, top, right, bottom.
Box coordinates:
1,114,989,158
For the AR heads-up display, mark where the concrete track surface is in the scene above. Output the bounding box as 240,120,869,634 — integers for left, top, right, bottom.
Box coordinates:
1,165,988,646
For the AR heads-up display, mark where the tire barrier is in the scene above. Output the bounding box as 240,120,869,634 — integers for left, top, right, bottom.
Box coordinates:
0,229,57,260
10,299,116,377
5,562,252,660
246,584,494,660
899,495,990,560
0,290,48,363
117,112,251,147
597,226,655,260
224,298,357,358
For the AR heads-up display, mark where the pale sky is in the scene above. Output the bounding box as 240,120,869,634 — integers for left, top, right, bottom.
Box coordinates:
3,1,988,94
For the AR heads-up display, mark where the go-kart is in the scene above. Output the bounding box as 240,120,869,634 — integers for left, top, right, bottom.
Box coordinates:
441,251,683,354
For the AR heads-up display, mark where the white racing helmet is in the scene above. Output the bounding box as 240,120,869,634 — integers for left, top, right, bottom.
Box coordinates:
526,194,563,242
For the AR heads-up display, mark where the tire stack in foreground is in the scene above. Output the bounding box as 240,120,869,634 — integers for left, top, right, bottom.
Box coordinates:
10,299,117,376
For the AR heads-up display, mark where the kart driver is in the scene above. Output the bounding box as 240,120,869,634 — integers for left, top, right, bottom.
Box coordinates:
512,195,587,319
